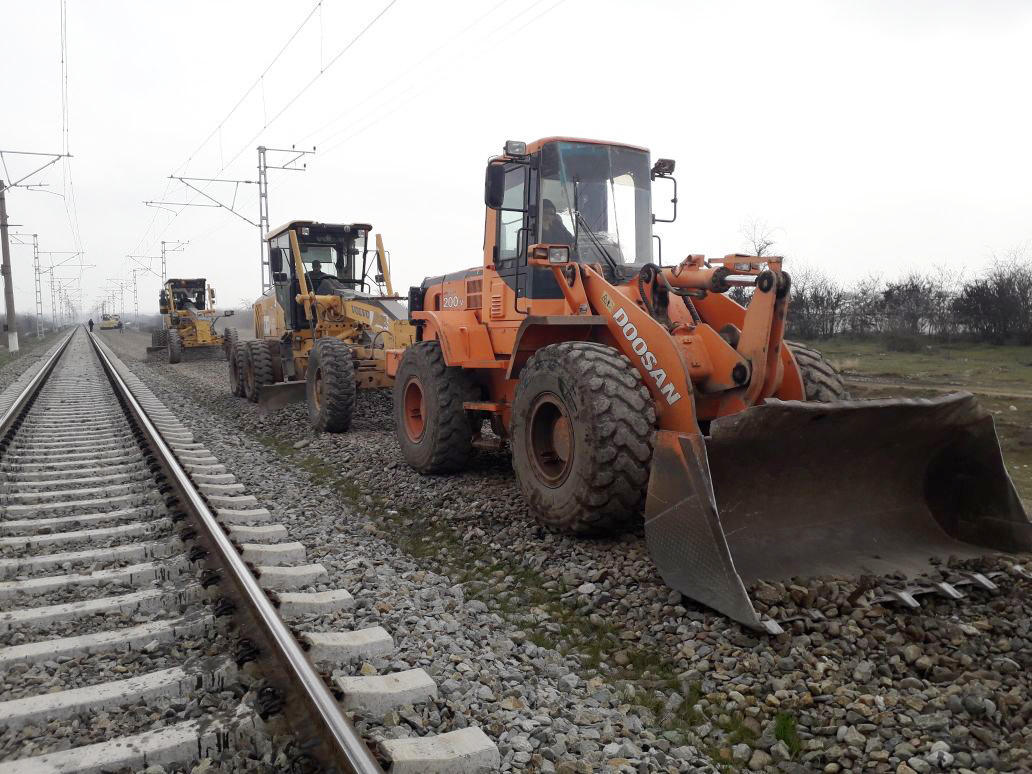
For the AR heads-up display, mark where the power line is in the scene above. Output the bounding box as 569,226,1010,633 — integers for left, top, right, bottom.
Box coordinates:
127,0,327,260
171,0,324,179
136,0,399,262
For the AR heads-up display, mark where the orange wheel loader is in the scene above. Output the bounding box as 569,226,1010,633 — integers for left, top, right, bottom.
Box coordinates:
387,137,1032,633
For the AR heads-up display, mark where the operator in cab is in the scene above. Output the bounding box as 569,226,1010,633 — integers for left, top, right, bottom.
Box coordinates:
541,199,575,246
307,260,334,292
175,290,197,311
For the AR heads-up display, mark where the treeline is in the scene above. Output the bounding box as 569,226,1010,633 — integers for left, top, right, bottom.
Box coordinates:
762,257,1032,348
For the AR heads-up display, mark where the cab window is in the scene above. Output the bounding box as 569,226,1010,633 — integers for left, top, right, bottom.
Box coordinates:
498,165,527,263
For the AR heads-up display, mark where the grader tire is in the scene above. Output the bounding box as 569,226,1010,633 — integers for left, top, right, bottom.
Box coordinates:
150,329,162,347
229,340,247,397
223,327,239,361
511,342,656,535
394,340,478,473
243,340,275,403
167,330,183,364
786,341,850,402
265,339,285,383
306,338,357,433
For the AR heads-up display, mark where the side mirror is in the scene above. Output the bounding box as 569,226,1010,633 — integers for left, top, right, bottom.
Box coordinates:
225,310,235,317
270,247,283,274
484,164,506,210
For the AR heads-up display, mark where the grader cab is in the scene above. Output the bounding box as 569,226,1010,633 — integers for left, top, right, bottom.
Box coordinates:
390,137,1032,633
147,278,234,363
229,220,415,432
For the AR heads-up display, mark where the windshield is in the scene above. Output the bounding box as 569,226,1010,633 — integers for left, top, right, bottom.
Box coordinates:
539,141,652,265
300,244,339,276
298,232,367,283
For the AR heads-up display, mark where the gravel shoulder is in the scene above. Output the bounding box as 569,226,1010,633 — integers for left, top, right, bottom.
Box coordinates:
106,330,1032,774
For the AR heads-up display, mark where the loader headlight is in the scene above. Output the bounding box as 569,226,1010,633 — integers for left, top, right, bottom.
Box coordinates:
504,140,528,157
548,246,570,264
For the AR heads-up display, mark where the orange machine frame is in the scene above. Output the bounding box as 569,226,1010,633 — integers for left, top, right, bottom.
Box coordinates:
391,136,805,435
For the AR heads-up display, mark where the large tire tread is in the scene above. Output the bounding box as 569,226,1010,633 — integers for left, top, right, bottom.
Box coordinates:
167,330,182,364
244,340,275,402
786,341,850,402
513,341,655,535
307,338,357,433
223,327,239,361
394,340,478,473
229,340,247,397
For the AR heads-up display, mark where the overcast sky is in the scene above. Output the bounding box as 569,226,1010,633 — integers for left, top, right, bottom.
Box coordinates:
2,0,1030,321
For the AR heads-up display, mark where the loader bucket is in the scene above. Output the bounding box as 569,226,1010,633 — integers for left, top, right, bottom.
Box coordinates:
644,392,1032,633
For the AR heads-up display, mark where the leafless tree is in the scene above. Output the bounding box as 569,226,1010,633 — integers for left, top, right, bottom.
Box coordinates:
740,218,777,257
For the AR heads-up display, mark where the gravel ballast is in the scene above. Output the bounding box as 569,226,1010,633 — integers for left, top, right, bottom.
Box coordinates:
103,330,1032,773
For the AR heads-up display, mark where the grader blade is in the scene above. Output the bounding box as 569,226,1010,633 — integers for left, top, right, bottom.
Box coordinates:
645,393,1032,632
180,345,224,362
256,381,306,414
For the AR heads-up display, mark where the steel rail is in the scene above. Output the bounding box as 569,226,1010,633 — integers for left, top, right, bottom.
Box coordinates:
85,330,382,774
0,328,76,440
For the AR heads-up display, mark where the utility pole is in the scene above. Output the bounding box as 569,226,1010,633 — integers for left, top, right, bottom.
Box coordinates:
40,251,87,331
160,241,187,283
9,233,43,337
257,146,269,293
0,150,72,352
31,234,42,336
257,146,314,292
0,181,18,352
153,146,312,296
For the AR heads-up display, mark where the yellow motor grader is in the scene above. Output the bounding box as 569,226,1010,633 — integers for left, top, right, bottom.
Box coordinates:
229,220,415,431
147,278,234,363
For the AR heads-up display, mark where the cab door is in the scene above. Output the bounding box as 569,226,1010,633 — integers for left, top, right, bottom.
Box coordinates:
494,163,531,315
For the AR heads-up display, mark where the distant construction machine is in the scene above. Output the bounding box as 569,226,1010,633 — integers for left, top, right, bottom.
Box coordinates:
98,313,122,330
229,220,415,431
389,136,1032,633
148,278,234,363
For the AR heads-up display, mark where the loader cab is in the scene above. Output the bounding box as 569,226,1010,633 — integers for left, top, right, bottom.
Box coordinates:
266,221,372,331
483,138,673,303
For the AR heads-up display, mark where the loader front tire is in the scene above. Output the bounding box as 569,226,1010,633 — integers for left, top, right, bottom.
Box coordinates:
307,338,357,433
223,327,239,361
512,342,656,535
786,341,850,402
243,340,275,403
394,340,478,473
167,330,183,364
229,340,247,397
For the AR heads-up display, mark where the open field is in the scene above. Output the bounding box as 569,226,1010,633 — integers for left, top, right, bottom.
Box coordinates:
807,338,1032,394
800,338,1032,505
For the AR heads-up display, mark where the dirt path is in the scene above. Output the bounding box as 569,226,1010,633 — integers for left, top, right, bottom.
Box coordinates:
846,375,1032,400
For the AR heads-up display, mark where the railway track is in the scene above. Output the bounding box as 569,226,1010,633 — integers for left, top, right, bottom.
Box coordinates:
0,329,499,773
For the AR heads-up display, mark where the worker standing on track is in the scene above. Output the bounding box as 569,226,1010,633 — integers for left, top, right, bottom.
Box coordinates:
87,318,94,332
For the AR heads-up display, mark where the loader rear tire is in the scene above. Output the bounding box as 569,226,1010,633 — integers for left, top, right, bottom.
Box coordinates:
229,340,247,397
243,340,275,403
786,341,850,402
394,340,478,473
512,342,656,535
223,327,239,361
307,338,357,433
167,330,183,364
